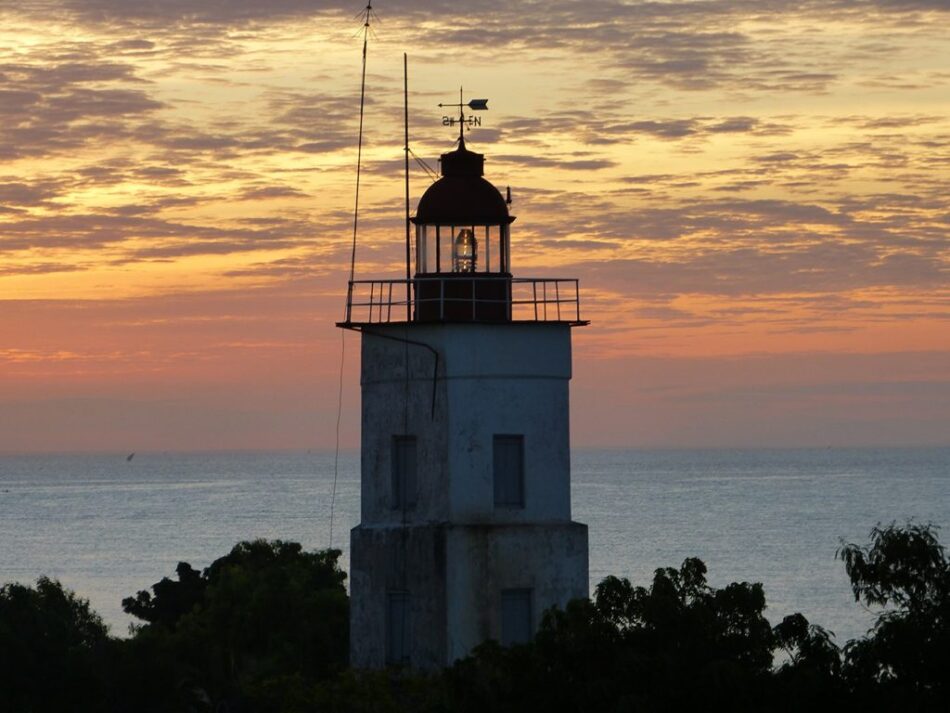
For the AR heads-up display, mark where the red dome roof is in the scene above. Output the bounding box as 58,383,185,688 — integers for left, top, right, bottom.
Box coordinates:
413,139,513,226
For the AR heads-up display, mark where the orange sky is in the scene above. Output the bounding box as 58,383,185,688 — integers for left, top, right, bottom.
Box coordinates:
1,1,948,451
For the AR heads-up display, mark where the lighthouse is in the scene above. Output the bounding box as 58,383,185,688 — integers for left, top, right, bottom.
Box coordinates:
340,110,589,669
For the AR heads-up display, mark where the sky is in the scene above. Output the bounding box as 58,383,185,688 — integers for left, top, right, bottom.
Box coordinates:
0,0,947,452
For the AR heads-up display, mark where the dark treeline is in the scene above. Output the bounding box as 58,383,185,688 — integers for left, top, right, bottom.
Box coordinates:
1,523,947,712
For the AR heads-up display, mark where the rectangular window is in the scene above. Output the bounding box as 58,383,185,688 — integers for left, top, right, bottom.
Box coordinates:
386,590,410,665
501,588,533,646
391,436,417,511
493,434,524,507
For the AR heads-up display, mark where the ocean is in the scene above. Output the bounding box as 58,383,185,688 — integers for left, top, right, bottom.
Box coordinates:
1,447,947,645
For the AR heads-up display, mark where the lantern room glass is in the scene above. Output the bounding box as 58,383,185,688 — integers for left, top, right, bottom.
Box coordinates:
415,224,511,275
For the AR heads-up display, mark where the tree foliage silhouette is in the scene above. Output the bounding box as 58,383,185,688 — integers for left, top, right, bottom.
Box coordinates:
445,558,776,712
838,522,950,707
122,561,206,629
4,524,950,712
120,539,349,711
0,577,110,711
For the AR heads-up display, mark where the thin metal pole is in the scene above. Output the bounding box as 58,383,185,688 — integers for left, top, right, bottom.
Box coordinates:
404,53,411,322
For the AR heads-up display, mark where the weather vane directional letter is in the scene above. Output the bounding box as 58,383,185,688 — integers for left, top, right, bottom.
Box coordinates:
439,88,489,138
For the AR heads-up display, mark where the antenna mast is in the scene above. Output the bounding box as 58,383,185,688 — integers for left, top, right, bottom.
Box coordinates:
404,53,411,321
333,0,376,550
348,0,375,287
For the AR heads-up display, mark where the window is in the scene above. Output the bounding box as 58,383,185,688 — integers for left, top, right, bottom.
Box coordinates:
493,435,524,507
501,588,533,646
386,591,410,665
391,436,417,511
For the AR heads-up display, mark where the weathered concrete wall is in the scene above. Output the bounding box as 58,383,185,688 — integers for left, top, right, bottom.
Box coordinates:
446,376,571,522
359,323,574,524
349,523,448,670
444,522,589,662
350,521,589,668
360,329,450,525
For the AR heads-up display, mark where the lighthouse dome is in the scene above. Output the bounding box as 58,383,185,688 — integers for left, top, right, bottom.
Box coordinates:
414,138,512,226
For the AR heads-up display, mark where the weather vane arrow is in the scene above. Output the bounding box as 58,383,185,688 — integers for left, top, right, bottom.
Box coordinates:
438,98,489,112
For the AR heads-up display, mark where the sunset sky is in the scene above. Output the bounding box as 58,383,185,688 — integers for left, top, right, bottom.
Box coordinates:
1,0,947,452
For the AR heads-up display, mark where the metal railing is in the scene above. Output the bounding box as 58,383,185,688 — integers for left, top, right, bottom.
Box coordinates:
342,276,583,324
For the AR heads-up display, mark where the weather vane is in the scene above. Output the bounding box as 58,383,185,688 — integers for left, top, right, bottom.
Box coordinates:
439,88,489,139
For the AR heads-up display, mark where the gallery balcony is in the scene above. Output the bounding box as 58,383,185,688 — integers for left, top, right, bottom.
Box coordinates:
339,275,586,326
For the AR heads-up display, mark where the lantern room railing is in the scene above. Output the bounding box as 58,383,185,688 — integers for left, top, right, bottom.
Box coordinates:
341,276,585,325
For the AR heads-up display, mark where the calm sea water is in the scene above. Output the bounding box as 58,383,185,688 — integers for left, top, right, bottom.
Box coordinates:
1,448,947,645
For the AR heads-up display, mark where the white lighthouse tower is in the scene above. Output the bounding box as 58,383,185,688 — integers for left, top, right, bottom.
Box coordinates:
341,120,588,669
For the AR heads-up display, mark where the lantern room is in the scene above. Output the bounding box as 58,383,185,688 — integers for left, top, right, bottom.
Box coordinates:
413,136,514,275
411,137,514,321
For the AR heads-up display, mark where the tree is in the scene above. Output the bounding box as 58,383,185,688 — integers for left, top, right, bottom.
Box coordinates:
0,577,110,712
121,540,349,711
592,558,775,710
837,522,950,707
772,612,844,709
773,613,840,677
122,561,206,629
444,558,777,712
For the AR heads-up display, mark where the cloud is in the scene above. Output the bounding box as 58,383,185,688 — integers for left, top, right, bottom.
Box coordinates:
55,0,344,25
6,1,939,103
0,262,85,276
239,185,309,200
0,58,163,160
580,231,947,298
621,119,699,139
0,212,317,260
1,1,946,324
0,179,66,208
547,239,622,251
494,154,617,170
